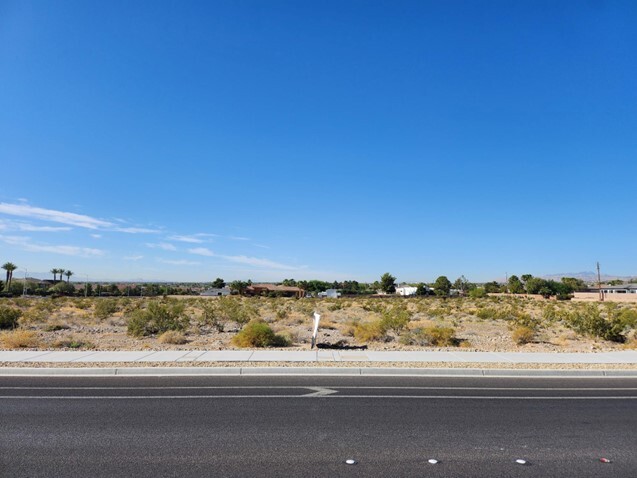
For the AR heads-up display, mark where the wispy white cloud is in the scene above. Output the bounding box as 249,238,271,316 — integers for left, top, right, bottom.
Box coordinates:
186,247,301,270
115,227,162,234
253,243,270,249
124,255,144,261
0,202,112,229
0,219,72,232
168,233,218,243
0,202,161,234
222,254,301,270
157,258,200,266
0,235,105,257
145,242,177,251
90,234,102,239
228,236,250,241
188,247,215,256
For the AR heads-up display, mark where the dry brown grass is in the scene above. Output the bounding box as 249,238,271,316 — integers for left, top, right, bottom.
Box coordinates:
52,335,95,349
512,326,536,345
1,329,41,348
158,330,188,344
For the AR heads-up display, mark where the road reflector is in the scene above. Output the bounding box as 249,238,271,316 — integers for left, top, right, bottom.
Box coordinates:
600,458,611,463
345,459,357,465
428,459,439,464
515,459,528,465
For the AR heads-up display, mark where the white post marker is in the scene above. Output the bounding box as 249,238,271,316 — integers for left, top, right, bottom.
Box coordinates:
311,312,321,349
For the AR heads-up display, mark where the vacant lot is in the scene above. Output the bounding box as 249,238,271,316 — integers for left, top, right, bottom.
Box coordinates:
1,295,636,352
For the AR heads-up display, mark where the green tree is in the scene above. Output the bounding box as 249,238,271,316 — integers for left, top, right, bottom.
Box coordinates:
483,281,502,293
561,277,586,292
415,283,431,296
49,281,76,295
2,262,17,291
64,270,74,283
433,276,452,297
521,274,534,283
453,275,473,294
212,277,226,288
229,280,249,296
507,275,525,294
50,268,58,281
379,273,396,294
525,277,547,294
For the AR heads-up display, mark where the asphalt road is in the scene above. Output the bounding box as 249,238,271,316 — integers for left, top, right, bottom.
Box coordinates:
1,375,636,477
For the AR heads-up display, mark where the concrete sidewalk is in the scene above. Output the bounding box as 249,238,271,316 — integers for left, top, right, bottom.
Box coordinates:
1,349,637,364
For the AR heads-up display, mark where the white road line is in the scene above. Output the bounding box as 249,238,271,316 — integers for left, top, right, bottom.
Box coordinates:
1,386,637,391
1,395,636,400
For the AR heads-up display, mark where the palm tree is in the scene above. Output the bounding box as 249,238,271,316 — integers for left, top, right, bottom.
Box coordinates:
50,268,58,281
2,262,17,291
64,270,74,283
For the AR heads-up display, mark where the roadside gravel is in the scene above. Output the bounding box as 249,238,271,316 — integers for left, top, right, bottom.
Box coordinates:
3,361,637,369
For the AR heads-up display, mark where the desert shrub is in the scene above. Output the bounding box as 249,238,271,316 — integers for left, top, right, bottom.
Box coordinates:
292,300,314,316
380,306,411,335
232,320,290,347
158,330,188,344
475,307,500,320
52,335,95,349
44,322,70,332
353,320,387,342
476,307,520,322
327,301,343,311
617,308,637,329
510,311,541,330
400,326,457,346
275,307,289,320
361,302,386,314
127,301,189,337
564,304,629,342
0,306,21,329
275,328,298,345
19,307,48,324
199,303,225,332
94,299,119,319
217,297,256,326
469,288,487,299
512,326,536,345
12,297,30,308
70,298,91,310
0,329,41,348
542,304,558,323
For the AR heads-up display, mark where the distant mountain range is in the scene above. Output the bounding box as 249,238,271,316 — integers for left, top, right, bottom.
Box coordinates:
542,272,636,283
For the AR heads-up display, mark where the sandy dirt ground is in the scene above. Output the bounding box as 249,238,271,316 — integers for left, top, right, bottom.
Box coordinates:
0,296,636,354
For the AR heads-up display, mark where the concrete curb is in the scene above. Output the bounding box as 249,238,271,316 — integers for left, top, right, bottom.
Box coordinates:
1,367,637,377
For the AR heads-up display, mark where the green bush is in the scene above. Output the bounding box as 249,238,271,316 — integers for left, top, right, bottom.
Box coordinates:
0,306,21,329
232,320,290,347
380,306,411,334
200,303,225,332
127,301,189,337
564,304,629,342
353,320,387,342
217,297,256,326
469,288,487,299
94,299,119,319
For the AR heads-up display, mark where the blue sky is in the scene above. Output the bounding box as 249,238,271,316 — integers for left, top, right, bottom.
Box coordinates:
1,0,636,283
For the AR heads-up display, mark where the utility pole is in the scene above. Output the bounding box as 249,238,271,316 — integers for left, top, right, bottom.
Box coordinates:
597,262,604,302
22,269,27,296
